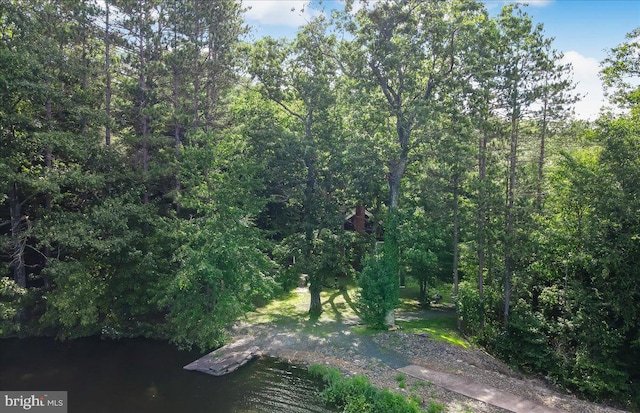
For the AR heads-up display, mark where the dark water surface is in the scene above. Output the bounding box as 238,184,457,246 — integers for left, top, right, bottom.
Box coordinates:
0,337,334,413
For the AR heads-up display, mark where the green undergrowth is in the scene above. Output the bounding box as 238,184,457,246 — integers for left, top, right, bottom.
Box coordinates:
396,317,469,348
394,282,468,348
398,282,452,311
309,364,444,413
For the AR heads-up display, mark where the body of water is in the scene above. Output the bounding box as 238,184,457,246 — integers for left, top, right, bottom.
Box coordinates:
0,337,334,413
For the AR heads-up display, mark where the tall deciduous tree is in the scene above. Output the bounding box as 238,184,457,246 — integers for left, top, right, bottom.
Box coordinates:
337,0,484,325
601,27,640,109
249,18,340,315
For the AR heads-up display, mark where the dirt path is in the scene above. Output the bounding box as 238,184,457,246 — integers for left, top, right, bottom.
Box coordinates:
229,288,627,413
399,365,566,413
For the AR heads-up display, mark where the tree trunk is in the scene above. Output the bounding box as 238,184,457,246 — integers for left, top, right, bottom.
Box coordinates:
43,39,55,288
388,157,407,211
309,284,322,315
477,128,488,330
384,124,409,324
452,175,460,293
173,21,181,213
205,27,218,129
141,107,149,205
9,183,27,288
105,0,111,146
45,87,53,210
192,12,201,130
452,175,461,329
45,149,53,209
303,157,316,245
302,117,320,315
302,116,316,243
537,88,549,211
79,20,88,136
383,200,401,325
419,279,427,304
43,141,53,288
504,108,519,328
138,3,149,204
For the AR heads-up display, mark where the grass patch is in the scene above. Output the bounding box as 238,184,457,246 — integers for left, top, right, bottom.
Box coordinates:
350,324,381,336
309,364,443,413
396,372,407,388
398,281,453,311
317,285,360,323
244,279,467,351
398,283,423,311
396,317,469,348
244,282,360,325
245,290,309,324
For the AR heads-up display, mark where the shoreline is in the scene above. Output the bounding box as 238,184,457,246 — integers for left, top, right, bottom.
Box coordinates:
231,316,629,413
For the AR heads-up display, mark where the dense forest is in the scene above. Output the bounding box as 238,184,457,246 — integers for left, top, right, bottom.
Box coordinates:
1,0,638,406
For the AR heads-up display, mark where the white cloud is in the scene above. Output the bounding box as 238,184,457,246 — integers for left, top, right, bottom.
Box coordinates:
561,51,604,120
243,1,322,27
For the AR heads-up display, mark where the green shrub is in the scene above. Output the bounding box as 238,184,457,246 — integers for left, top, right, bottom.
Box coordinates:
471,294,636,406
0,277,26,337
493,300,560,374
273,265,300,293
356,253,399,328
398,210,444,303
426,401,444,413
456,280,483,334
309,364,427,413
272,234,304,292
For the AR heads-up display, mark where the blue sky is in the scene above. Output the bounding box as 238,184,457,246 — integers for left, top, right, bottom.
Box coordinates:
242,0,640,120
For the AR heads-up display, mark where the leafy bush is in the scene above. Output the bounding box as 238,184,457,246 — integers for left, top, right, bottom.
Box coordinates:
356,253,398,328
398,209,445,303
474,290,636,406
272,234,304,292
568,348,630,402
492,300,560,375
274,231,356,285
425,401,444,413
166,216,276,350
0,277,26,337
308,364,436,413
455,280,483,334
309,229,354,285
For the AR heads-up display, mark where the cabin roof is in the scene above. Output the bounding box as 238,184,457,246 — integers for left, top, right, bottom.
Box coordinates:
344,207,374,221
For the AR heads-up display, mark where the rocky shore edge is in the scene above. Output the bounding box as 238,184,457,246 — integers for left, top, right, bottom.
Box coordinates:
231,320,628,413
